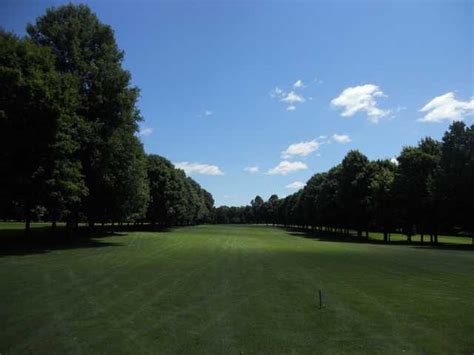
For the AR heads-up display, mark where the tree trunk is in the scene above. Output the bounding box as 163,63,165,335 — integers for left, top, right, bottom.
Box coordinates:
383,231,388,243
51,220,57,233
25,216,31,237
66,217,74,238
407,234,412,243
420,233,424,244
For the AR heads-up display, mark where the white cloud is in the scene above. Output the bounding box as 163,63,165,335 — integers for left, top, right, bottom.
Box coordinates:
244,166,259,174
267,161,308,175
138,127,154,136
331,84,390,123
419,92,474,123
286,181,305,189
282,140,320,159
390,157,399,165
271,82,309,111
197,109,213,117
293,79,305,89
281,91,305,104
270,86,284,98
332,134,352,144
174,162,224,176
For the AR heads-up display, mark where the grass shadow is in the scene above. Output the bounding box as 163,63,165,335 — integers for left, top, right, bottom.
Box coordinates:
282,226,474,251
0,227,122,257
0,226,132,257
0,223,176,257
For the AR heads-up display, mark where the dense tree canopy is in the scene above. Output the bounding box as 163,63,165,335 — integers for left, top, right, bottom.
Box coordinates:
0,30,86,233
27,4,147,228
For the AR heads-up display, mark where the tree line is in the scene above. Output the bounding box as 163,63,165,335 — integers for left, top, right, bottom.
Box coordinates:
216,122,474,243
0,4,214,234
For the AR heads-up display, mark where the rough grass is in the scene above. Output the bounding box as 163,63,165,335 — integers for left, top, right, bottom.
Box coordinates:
0,224,473,354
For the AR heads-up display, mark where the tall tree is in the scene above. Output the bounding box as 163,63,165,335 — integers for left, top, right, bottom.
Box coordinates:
27,4,145,227
0,30,86,233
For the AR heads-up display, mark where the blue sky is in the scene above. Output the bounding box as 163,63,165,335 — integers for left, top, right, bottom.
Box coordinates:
2,0,473,206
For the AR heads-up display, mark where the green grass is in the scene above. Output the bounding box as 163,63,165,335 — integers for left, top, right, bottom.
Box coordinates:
1,224,473,354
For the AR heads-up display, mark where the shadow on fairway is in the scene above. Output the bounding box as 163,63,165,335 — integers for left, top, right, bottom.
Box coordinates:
283,227,474,251
0,224,171,257
0,227,123,257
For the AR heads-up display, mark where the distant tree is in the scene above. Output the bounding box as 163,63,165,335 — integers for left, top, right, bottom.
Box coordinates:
243,205,254,224
146,155,183,226
393,138,441,242
251,195,264,224
316,167,342,232
266,194,279,225
437,122,474,242
339,151,372,237
301,173,326,229
368,160,396,242
185,177,209,224
200,189,215,223
146,154,213,227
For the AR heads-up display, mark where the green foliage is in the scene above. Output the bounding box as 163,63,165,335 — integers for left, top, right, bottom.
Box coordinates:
393,138,441,236
338,150,372,235
146,155,213,227
368,160,396,238
0,30,87,227
437,122,474,234
26,4,145,226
